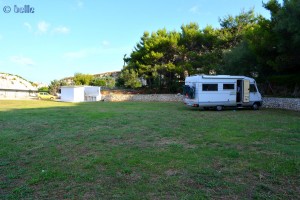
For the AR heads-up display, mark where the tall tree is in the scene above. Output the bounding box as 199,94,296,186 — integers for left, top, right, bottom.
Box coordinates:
221,9,276,79
264,0,300,74
223,41,258,76
123,28,181,91
219,9,258,48
48,79,67,95
179,24,223,75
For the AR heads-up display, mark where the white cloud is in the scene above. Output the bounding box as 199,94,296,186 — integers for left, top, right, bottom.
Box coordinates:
24,22,32,31
10,55,35,66
37,21,50,33
32,21,70,35
52,26,70,34
189,6,200,14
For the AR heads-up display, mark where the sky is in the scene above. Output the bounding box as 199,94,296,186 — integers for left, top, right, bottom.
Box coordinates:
0,0,276,84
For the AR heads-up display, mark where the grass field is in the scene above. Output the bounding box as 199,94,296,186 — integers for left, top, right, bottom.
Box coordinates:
0,100,299,199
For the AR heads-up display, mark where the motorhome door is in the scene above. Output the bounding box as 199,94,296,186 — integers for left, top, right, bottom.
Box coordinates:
243,80,250,102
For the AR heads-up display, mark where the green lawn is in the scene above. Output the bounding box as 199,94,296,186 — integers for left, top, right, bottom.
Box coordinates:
0,100,299,199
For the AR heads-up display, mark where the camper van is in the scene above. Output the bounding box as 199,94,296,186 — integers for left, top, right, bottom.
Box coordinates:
183,75,262,110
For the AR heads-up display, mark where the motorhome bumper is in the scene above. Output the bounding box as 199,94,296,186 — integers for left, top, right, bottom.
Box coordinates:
186,102,199,107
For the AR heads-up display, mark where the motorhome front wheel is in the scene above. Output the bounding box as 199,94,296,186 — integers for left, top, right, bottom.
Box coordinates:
216,105,223,111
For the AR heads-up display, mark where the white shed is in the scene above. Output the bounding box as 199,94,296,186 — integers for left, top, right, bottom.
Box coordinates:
60,86,101,102
84,86,101,101
61,86,101,102
61,86,85,102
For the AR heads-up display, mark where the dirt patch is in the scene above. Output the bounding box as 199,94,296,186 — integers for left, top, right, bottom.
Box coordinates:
165,169,180,176
155,138,197,149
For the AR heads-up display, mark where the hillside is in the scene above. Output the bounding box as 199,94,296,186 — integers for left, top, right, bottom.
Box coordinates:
0,73,38,91
61,71,121,85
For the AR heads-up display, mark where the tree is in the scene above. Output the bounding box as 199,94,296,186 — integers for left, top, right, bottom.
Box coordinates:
122,11,260,92
223,41,258,76
91,77,116,88
123,27,184,91
122,5,299,93
38,86,49,92
222,14,277,79
264,0,300,74
221,1,300,96
105,77,116,88
219,9,258,48
73,73,94,85
48,80,60,95
120,69,142,88
48,80,67,95
179,24,223,75
91,78,106,87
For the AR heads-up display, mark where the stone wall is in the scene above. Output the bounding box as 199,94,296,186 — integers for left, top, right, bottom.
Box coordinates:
262,97,300,111
102,94,183,102
102,93,300,111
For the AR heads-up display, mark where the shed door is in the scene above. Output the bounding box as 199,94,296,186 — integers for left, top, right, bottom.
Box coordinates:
243,80,250,103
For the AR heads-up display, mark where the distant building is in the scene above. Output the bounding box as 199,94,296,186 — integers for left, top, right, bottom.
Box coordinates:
0,88,37,99
0,73,38,99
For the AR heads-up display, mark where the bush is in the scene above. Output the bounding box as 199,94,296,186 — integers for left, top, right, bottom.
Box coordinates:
260,74,300,97
91,78,106,87
38,87,49,92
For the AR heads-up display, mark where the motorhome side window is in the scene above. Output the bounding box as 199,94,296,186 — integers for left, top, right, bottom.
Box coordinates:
202,84,218,91
223,84,234,90
250,84,257,92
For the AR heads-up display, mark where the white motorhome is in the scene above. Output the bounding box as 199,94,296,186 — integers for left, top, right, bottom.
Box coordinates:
183,75,262,110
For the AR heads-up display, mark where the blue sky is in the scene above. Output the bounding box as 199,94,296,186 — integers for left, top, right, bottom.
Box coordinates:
0,0,275,84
